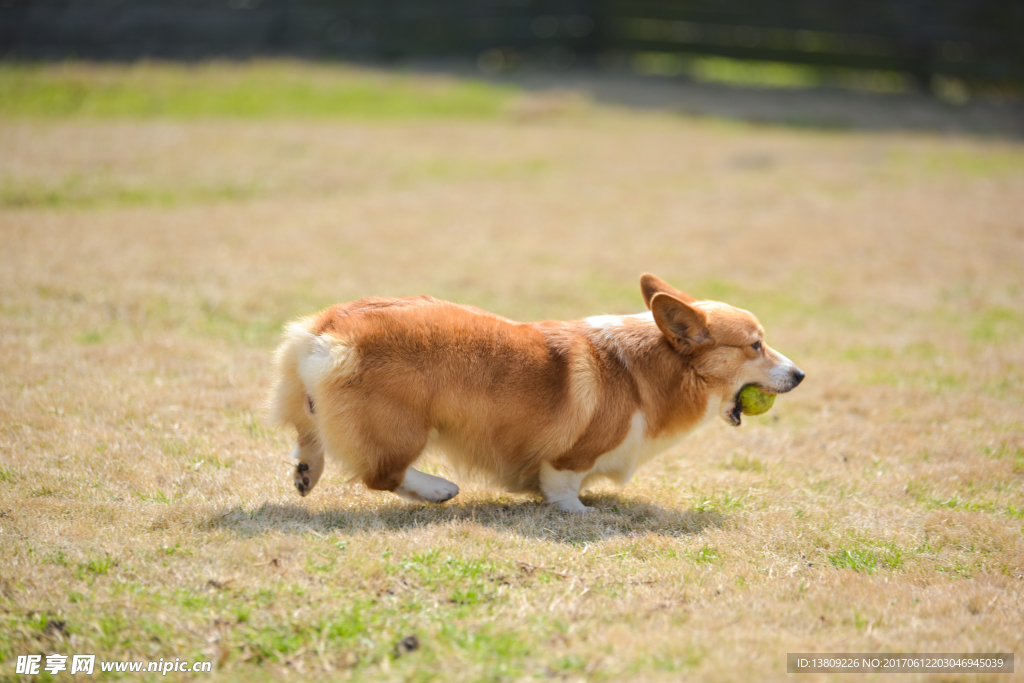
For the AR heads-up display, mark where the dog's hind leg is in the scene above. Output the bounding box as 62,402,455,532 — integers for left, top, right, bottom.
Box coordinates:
350,400,459,504
291,431,324,497
363,462,460,504
359,438,459,504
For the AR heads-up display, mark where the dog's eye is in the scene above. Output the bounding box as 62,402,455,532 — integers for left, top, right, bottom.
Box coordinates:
751,340,762,351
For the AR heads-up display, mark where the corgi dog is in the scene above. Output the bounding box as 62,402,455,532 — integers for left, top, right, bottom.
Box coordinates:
268,274,804,513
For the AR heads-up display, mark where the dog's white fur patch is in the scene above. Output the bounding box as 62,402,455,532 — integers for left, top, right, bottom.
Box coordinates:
585,399,722,489
584,311,654,330
539,462,592,513
297,333,358,395
768,349,799,385
585,311,655,371
395,468,460,504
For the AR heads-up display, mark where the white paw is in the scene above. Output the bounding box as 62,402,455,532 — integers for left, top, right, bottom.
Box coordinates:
551,498,594,514
539,462,591,513
395,468,460,504
424,479,460,503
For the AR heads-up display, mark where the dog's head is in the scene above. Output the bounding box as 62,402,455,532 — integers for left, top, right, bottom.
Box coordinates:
641,273,805,426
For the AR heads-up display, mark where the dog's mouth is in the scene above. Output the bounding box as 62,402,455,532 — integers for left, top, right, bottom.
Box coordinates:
728,399,743,427
726,384,777,427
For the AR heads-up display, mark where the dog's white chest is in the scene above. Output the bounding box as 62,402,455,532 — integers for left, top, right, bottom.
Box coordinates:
584,413,671,486
584,398,721,488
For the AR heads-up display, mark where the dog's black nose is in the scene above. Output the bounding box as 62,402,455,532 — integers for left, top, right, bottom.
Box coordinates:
792,368,806,386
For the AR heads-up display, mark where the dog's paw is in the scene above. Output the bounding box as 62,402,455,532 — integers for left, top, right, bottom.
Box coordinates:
294,462,312,497
395,469,460,504
425,478,460,504
550,498,594,514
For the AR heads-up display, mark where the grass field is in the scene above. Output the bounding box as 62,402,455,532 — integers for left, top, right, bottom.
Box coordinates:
1,61,1023,682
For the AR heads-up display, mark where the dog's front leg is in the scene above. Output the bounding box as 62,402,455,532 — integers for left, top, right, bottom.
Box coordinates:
291,431,324,497
539,462,592,513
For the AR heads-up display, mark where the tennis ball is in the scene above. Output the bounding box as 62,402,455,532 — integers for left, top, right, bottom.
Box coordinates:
738,385,775,416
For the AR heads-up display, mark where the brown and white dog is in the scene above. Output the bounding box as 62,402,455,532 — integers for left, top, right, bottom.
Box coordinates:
268,274,804,513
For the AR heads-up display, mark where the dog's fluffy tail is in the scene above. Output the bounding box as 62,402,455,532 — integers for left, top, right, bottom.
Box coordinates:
267,316,362,436
268,316,370,486
266,318,322,436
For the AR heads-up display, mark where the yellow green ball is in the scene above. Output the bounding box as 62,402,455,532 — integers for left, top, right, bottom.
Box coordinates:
738,385,776,416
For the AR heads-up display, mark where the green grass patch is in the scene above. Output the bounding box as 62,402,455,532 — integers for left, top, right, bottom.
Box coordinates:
907,478,1023,519
859,368,968,393
135,489,176,504
48,549,71,567
936,559,975,579
441,622,532,676
924,494,1023,519
721,453,766,473
983,443,1024,475
827,540,904,573
235,410,267,442
223,598,531,676
73,329,106,345
828,547,881,573
838,342,940,362
630,51,907,95
0,176,261,209
650,648,704,672
689,277,859,330
970,306,1024,342
691,489,747,513
689,57,823,90
685,545,720,564
0,62,516,119
74,556,116,580
189,455,233,470
398,552,505,600
887,148,1024,180
160,543,191,556
194,299,286,348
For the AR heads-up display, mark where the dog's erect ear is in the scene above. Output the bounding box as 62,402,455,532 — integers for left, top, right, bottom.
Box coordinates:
640,273,696,309
650,292,710,352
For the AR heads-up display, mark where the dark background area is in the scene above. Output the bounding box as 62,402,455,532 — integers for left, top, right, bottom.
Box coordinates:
2,0,1023,88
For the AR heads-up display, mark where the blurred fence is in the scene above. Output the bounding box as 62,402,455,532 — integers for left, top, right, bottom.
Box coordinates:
2,0,1022,85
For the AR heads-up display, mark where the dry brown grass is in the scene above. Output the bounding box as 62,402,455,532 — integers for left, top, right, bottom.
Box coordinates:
1,63,1023,682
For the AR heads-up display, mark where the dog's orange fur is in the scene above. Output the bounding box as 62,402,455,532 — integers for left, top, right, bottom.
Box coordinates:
268,274,804,511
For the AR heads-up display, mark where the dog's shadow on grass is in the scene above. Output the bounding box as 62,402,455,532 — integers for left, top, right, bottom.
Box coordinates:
207,493,724,544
